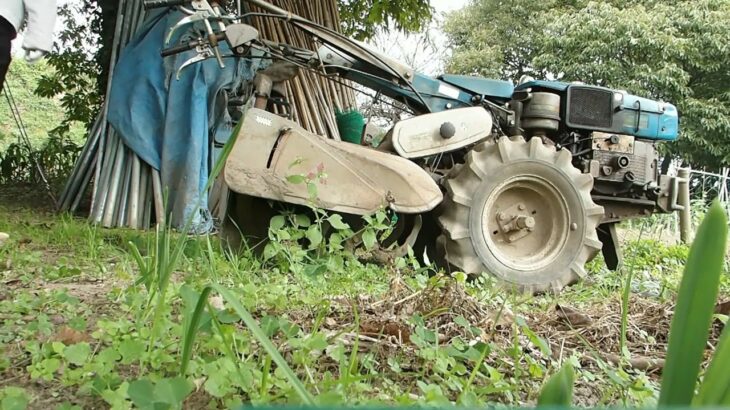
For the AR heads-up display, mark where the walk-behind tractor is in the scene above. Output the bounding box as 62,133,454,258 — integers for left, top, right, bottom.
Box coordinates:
148,0,681,292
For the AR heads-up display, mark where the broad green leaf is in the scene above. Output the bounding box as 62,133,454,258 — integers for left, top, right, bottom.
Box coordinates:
295,214,311,228
269,215,286,231
327,214,350,230
127,379,155,409
659,200,728,406
304,333,329,351
118,339,145,365
537,364,574,406
1,387,29,410
261,315,280,338
307,182,318,199
1,396,28,410
51,342,65,354
306,225,323,249
362,229,377,250
303,263,327,277
63,343,90,366
100,382,129,409
153,378,193,406
286,174,306,185
263,243,278,261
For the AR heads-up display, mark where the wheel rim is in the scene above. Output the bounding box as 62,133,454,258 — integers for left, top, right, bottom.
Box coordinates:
437,136,605,293
481,174,570,272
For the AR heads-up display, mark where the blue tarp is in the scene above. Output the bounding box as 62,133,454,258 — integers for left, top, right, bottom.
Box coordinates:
108,10,258,232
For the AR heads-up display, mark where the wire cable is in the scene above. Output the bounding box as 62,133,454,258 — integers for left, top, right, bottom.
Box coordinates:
2,75,56,202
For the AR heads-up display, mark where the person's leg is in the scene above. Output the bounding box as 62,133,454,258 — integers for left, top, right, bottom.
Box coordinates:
0,16,16,91
0,17,15,245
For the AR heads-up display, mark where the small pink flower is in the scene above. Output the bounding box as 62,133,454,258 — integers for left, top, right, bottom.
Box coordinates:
317,163,325,173
307,172,316,180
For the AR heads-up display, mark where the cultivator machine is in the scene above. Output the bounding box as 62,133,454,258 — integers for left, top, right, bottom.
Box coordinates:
142,0,682,292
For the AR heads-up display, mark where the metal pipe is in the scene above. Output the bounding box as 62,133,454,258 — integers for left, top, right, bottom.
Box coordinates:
245,0,298,19
58,116,100,209
128,0,142,38
120,0,135,46
91,129,120,222
128,154,141,228
61,140,98,212
137,163,149,228
115,150,133,227
102,140,126,227
135,1,148,33
70,154,99,213
152,168,165,226
678,167,692,243
143,176,153,229
59,117,102,211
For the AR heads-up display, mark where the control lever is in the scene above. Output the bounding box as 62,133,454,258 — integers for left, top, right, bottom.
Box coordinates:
176,45,215,79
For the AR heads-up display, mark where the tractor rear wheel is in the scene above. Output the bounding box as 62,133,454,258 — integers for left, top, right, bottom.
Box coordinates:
437,136,604,293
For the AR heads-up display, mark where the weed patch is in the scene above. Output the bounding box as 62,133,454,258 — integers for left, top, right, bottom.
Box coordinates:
0,201,727,408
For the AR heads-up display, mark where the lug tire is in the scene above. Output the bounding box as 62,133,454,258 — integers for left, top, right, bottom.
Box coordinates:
437,136,604,293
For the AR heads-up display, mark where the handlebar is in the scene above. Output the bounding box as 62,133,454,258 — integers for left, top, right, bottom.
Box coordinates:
143,0,189,10
160,32,226,57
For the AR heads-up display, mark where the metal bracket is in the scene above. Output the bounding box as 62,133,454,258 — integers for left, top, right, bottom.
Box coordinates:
669,175,686,211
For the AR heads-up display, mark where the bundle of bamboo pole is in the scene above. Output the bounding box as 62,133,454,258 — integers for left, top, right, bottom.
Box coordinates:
246,0,357,139
58,0,160,229
60,0,354,229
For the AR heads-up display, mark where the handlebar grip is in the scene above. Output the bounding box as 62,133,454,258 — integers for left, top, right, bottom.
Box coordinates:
143,0,188,10
161,41,198,57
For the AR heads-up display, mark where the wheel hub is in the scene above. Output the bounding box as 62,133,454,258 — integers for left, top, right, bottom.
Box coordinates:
482,175,570,272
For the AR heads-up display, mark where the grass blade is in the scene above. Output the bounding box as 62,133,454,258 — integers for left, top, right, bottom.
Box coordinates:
659,200,728,406
695,320,730,405
179,284,315,405
179,286,213,376
214,284,314,404
537,364,574,406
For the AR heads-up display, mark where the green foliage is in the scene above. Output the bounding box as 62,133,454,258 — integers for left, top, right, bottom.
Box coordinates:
127,377,193,410
182,284,315,404
0,49,85,184
36,2,104,135
1,199,726,407
0,387,30,410
338,0,433,40
0,139,81,184
537,364,575,406
443,0,571,79
445,0,730,170
0,60,84,153
659,200,728,405
695,324,730,405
